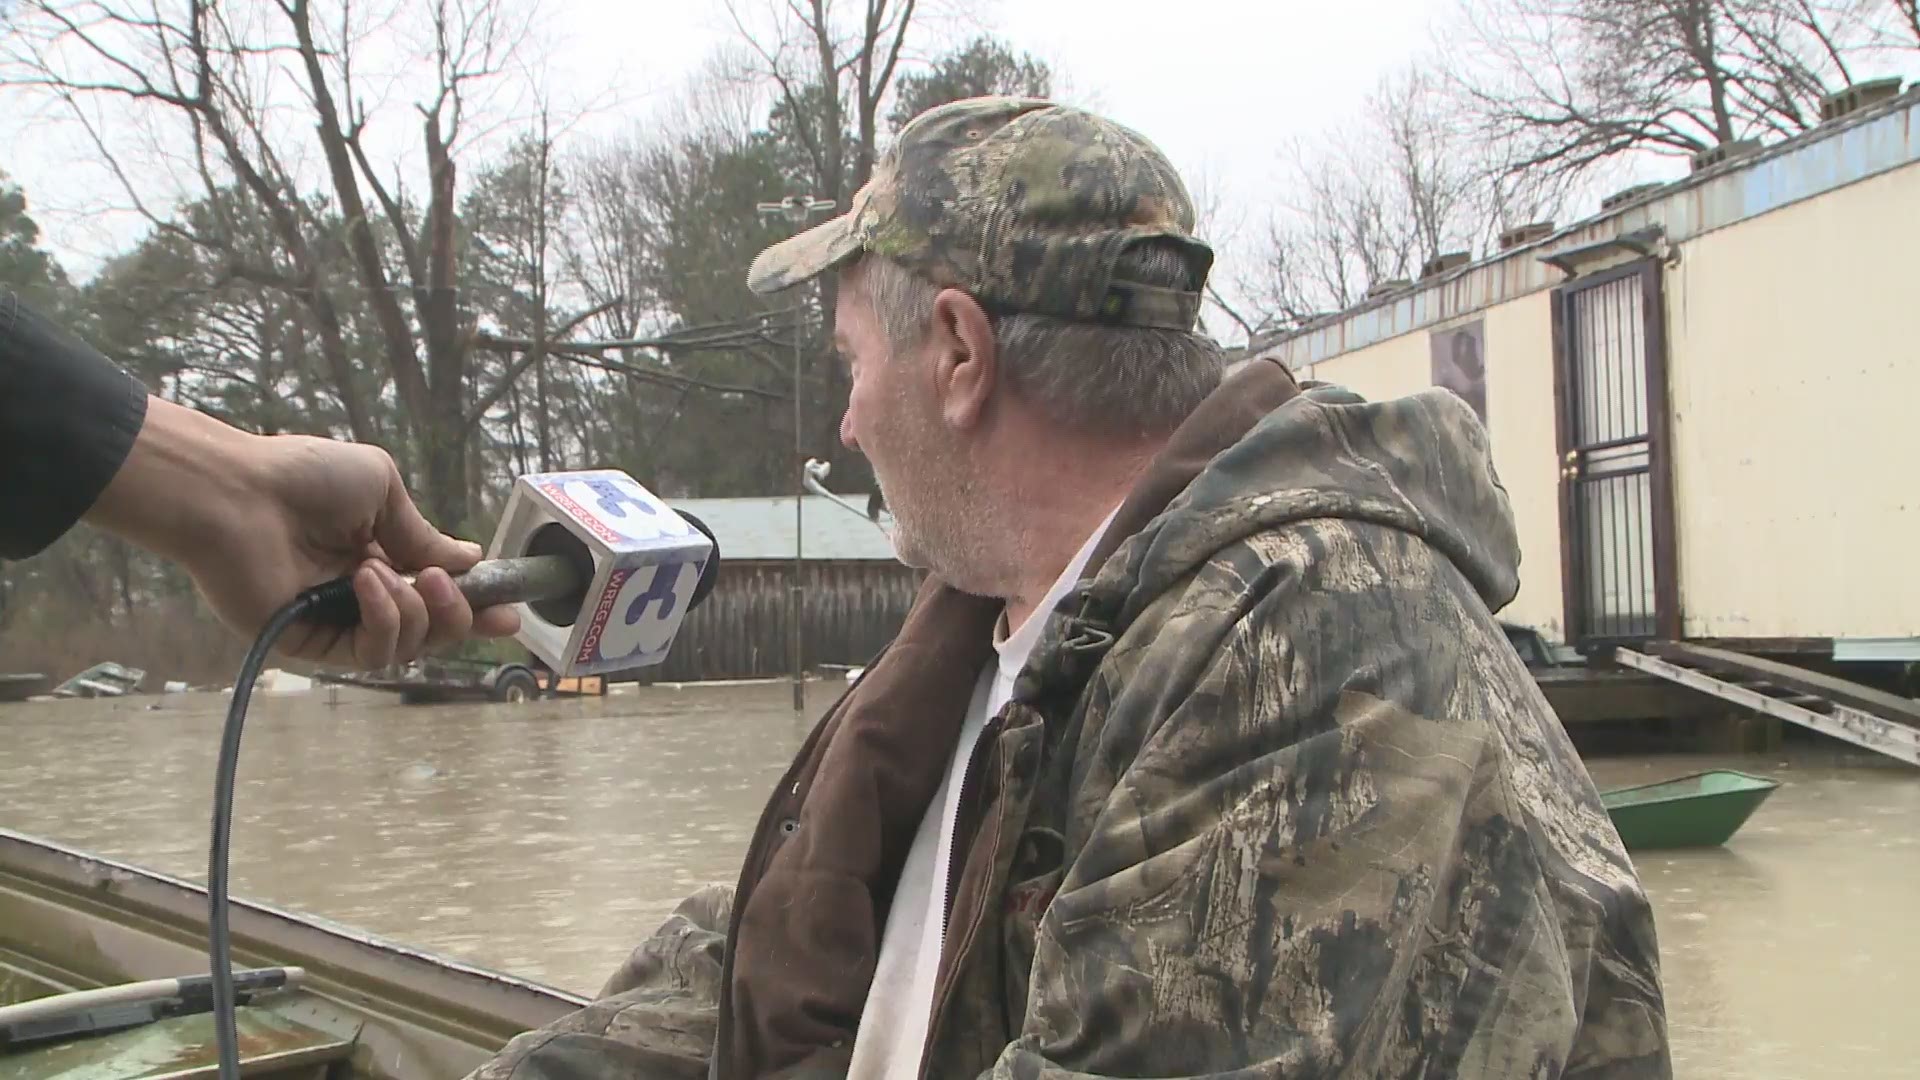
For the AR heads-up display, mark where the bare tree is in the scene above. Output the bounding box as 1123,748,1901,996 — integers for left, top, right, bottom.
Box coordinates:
1446,0,1888,183
565,135,659,343
1240,65,1576,336
1868,0,1920,47
467,122,565,474
1,0,548,531
723,0,944,486
1183,165,1268,345
726,0,924,204
887,33,1051,131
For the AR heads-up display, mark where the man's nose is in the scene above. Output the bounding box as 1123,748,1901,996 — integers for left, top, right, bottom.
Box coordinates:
840,407,858,451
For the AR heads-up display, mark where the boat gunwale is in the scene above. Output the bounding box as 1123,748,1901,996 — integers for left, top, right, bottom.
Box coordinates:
1599,768,1782,809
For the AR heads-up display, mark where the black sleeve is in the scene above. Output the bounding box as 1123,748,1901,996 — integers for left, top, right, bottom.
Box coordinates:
0,288,151,560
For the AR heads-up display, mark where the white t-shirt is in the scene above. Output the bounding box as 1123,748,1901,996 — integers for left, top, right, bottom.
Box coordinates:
846,508,1119,1079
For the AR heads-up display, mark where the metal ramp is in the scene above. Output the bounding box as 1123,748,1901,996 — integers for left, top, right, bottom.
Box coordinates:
1613,642,1920,768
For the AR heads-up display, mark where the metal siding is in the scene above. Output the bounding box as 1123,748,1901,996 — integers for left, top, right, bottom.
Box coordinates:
1832,639,1920,663
1318,161,1920,642
1666,160,1920,639
639,560,922,682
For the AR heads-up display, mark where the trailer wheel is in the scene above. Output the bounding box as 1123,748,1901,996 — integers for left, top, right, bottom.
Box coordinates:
493,669,540,704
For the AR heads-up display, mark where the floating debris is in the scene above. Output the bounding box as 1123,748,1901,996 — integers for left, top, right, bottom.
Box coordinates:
49,663,146,699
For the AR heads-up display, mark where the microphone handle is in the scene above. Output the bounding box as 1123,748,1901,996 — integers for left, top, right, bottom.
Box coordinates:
298,555,586,628
448,555,585,610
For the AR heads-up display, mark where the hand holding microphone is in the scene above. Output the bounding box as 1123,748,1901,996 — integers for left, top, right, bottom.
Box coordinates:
84,395,717,674
302,469,720,678
83,397,520,670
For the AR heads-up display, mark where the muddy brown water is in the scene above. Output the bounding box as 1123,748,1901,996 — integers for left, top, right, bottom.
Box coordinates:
2,683,1915,1076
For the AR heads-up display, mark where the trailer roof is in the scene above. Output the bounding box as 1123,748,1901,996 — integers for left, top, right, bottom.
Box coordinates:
669,495,899,562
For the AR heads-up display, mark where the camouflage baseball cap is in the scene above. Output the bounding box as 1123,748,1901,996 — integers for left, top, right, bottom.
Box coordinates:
746,96,1213,331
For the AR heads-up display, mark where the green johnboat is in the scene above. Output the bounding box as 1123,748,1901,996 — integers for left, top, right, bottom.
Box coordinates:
0,827,588,1078
1600,769,1782,850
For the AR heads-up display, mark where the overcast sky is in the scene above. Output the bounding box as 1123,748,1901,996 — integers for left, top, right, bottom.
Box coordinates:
1,0,1450,320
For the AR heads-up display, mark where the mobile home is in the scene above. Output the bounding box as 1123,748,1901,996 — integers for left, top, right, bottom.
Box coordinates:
1254,80,1920,672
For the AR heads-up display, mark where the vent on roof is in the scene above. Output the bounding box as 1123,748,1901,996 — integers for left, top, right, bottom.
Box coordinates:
1600,182,1667,212
1690,138,1764,173
1364,279,1413,301
1819,77,1905,122
1420,251,1472,279
1498,222,1554,250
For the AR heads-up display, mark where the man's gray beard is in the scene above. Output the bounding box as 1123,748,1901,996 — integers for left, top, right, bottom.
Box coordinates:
879,470,1003,595
879,478,935,572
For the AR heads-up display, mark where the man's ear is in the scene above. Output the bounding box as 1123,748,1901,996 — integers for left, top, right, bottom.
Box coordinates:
929,288,997,430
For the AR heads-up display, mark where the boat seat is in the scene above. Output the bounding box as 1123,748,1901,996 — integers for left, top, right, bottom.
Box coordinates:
5,1000,355,1080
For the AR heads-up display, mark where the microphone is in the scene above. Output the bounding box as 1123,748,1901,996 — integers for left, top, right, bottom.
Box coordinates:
303,469,720,677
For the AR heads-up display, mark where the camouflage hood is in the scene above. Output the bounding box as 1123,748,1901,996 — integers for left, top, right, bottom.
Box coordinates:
1080,378,1523,635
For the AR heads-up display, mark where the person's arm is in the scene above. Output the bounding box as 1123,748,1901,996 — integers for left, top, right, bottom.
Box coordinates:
984,523,1668,1078
0,288,150,560
1,288,516,668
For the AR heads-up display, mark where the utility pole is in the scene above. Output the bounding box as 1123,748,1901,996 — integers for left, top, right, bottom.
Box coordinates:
757,194,836,713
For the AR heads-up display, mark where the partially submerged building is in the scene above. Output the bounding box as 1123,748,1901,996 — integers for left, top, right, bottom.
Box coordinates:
651,495,915,682
1250,79,1920,761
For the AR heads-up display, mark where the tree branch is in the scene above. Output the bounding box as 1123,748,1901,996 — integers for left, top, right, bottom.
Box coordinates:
473,310,805,354
463,298,623,432
548,350,791,401
1203,281,1263,343
337,0,427,291
282,0,427,414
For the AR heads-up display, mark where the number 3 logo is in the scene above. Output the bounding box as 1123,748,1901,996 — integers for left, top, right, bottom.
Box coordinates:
596,559,702,661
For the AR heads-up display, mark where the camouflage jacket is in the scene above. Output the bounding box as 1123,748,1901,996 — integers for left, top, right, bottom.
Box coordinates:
469,358,1670,1079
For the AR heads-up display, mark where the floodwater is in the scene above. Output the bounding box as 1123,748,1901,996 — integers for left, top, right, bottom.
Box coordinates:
0,683,813,996
2,684,1916,1076
1584,751,1920,1079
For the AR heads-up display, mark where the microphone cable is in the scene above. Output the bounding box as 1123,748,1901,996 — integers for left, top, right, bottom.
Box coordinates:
207,577,359,1080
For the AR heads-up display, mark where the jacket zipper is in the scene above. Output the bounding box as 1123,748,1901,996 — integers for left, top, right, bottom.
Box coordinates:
923,711,1004,1080
940,713,1002,938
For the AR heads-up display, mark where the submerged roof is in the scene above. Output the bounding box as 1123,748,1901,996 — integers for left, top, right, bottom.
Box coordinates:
668,495,899,562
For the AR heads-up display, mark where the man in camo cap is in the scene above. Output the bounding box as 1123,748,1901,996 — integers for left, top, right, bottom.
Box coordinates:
749,96,1225,584
470,96,1669,1080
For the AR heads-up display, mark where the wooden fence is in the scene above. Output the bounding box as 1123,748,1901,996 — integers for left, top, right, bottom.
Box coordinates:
636,560,922,683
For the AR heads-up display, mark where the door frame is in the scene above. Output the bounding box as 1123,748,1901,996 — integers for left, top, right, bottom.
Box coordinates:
1549,257,1682,647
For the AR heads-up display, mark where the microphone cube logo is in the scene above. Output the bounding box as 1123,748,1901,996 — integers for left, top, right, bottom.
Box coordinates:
574,558,704,669
489,470,714,676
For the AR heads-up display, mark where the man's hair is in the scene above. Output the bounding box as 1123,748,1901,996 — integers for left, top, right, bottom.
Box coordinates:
858,242,1224,435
